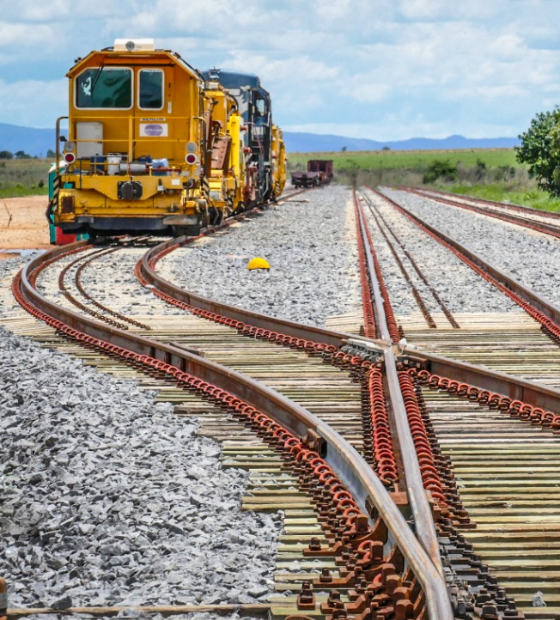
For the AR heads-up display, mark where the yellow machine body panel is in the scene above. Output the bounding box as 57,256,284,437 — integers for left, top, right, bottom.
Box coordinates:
204,84,245,216
227,112,245,209
271,125,287,199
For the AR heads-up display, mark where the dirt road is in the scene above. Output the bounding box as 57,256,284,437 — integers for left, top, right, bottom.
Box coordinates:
0,195,51,256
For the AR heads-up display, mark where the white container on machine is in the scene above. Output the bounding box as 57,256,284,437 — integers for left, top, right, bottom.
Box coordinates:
107,154,121,175
119,162,147,174
76,122,103,158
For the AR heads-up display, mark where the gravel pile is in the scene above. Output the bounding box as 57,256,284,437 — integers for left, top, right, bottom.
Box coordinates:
158,186,362,327
0,325,280,609
364,190,518,314
0,254,38,319
384,188,560,308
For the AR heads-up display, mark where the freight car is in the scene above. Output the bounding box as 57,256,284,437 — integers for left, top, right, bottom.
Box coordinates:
291,159,333,188
49,39,286,238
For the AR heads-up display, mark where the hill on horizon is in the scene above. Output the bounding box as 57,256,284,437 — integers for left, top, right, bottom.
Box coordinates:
0,122,520,156
283,132,520,152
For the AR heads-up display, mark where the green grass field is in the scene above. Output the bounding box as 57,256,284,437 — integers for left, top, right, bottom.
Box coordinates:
288,147,560,212
288,148,519,171
0,158,49,198
449,184,560,212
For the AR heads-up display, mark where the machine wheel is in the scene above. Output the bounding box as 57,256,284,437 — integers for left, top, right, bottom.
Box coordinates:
172,225,202,237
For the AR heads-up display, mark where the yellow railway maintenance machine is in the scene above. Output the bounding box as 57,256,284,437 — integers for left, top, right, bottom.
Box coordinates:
51,39,241,237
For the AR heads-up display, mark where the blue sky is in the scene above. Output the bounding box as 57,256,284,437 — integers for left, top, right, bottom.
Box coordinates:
1,0,559,140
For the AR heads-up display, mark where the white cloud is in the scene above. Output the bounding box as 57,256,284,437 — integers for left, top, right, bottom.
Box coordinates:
1,0,560,139
349,82,391,103
0,79,67,128
398,0,504,21
399,0,448,20
0,21,58,48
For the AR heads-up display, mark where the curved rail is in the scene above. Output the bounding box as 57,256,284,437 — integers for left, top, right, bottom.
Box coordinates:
141,186,560,614
15,241,453,620
136,184,560,614
139,235,362,349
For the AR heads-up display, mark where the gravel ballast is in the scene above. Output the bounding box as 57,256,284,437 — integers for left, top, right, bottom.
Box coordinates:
363,190,518,315
0,254,38,319
158,186,362,327
0,325,280,609
35,247,187,319
383,188,560,308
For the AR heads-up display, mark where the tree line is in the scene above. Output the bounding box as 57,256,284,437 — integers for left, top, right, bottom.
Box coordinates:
0,149,56,160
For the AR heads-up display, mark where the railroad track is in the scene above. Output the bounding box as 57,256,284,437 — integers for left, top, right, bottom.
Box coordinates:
5,185,560,619
352,186,560,618
5,195,450,619
401,187,560,240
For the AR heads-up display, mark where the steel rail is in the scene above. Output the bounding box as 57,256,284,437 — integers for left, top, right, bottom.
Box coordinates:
417,186,560,222
276,187,310,202
407,348,560,412
17,242,454,620
349,335,560,412
353,191,391,342
362,190,459,328
404,186,560,239
372,186,560,326
354,189,446,577
383,348,444,574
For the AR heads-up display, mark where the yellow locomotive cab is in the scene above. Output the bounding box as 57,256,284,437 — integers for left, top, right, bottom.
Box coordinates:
54,39,209,236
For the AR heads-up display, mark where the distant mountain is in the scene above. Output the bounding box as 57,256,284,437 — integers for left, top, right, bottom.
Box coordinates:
0,122,521,156
283,132,521,153
0,123,54,157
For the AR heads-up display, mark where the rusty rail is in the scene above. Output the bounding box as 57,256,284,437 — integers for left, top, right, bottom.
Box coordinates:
405,186,560,240
415,185,560,222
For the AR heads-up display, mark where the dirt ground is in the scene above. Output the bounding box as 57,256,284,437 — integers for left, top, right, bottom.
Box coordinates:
0,195,51,256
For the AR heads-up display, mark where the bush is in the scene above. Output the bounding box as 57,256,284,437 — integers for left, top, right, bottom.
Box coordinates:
517,108,560,195
423,159,458,184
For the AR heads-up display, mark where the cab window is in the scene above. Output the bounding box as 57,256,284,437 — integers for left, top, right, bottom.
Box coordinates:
255,97,266,116
139,69,164,109
76,67,132,109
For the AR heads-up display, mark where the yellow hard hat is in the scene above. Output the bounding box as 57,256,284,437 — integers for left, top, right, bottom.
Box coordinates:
247,257,270,270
